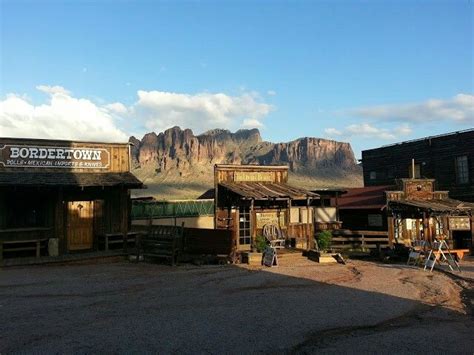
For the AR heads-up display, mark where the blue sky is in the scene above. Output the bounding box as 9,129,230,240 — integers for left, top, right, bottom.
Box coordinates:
1,0,473,157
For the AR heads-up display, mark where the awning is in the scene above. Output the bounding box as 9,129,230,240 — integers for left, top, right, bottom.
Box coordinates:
219,182,319,200
0,172,143,188
389,198,474,214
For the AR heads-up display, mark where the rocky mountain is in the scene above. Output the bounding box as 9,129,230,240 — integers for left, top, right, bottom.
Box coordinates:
129,126,362,199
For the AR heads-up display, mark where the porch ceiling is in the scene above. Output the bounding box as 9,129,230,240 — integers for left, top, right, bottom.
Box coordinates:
0,172,143,188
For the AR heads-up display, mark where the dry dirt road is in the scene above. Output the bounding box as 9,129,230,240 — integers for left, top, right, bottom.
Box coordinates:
1,258,473,354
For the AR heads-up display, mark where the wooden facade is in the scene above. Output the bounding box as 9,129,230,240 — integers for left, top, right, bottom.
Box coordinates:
335,182,474,254
0,138,142,260
362,129,474,202
386,178,474,252
214,164,319,251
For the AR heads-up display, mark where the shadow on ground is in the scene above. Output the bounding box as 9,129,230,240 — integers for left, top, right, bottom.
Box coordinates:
0,259,472,354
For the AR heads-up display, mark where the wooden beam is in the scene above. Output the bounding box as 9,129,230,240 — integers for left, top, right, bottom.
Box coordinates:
387,216,394,247
470,214,474,256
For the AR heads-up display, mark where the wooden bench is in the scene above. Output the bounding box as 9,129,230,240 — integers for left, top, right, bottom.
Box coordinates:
0,228,52,262
135,224,184,265
99,232,139,251
0,239,49,261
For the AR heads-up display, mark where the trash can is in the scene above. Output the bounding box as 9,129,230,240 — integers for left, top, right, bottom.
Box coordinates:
48,238,59,257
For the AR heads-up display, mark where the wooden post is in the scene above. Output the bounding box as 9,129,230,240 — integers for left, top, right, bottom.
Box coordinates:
250,199,255,249
415,219,421,240
306,197,311,250
470,214,474,256
122,189,128,253
422,212,430,243
36,241,41,258
0,241,3,263
361,234,365,251
387,216,394,247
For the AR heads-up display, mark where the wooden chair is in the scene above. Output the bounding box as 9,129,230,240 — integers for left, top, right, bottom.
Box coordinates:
262,224,286,249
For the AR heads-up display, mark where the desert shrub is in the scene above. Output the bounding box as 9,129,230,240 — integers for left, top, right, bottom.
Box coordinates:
316,230,332,251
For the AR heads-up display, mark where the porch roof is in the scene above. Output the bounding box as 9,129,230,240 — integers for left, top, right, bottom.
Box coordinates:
218,182,319,200
0,172,143,188
388,198,474,215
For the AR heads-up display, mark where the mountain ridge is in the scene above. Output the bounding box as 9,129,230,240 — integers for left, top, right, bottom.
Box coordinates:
130,126,362,199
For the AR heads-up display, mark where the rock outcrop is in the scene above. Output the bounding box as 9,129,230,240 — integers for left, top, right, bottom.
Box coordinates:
129,126,360,182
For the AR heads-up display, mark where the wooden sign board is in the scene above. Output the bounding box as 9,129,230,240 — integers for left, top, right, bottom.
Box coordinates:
263,246,278,267
234,171,274,182
0,144,110,169
449,217,471,231
256,212,286,229
404,180,434,200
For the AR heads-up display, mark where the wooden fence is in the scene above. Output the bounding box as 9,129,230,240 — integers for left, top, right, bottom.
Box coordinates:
331,230,389,252
183,228,233,255
132,224,233,257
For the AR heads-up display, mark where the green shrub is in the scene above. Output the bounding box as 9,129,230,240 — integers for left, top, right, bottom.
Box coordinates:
316,231,332,251
254,235,268,253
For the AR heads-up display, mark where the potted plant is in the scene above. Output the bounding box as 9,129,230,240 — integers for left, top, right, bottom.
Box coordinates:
310,231,337,263
247,235,268,266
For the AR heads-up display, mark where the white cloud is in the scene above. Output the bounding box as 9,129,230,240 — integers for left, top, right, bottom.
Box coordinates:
324,127,342,136
105,102,128,115
36,85,71,96
325,123,412,140
351,94,474,123
0,88,128,142
1,86,273,142
267,90,276,96
241,118,264,129
133,90,272,133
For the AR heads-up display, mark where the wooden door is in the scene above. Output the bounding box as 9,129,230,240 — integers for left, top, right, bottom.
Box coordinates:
67,201,94,251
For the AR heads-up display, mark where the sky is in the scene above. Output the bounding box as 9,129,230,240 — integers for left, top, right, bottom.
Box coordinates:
0,0,473,158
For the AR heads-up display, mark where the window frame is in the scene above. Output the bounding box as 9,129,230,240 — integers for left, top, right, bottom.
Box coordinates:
455,155,469,185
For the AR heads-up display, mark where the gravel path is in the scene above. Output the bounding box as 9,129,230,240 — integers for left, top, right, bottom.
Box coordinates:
0,258,472,354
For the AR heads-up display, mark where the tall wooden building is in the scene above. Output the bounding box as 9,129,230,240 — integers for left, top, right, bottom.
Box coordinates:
0,138,143,258
362,129,474,202
214,164,319,251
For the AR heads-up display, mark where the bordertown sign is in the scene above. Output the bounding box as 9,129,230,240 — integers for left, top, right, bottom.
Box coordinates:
0,144,110,169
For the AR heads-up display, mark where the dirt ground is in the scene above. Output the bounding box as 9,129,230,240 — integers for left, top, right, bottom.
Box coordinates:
1,257,473,354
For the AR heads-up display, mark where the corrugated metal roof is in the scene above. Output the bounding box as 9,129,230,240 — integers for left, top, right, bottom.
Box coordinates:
0,172,143,188
219,182,319,200
338,185,395,210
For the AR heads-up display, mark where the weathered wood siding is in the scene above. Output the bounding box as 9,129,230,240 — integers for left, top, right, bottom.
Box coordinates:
362,130,474,201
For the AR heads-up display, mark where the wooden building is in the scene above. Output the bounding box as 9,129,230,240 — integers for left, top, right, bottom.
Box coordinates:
362,129,474,202
0,137,143,259
386,178,474,251
334,181,474,254
214,165,319,251
311,188,346,232
337,185,394,232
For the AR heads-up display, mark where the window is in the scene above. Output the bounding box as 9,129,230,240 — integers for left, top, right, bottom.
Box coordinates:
5,193,48,228
455,156,469,184
369,171,376,180
368,214,383,227
238,207,251,246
